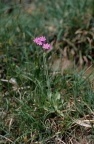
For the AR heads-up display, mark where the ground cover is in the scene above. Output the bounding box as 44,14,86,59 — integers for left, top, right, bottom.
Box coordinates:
0,0,94,143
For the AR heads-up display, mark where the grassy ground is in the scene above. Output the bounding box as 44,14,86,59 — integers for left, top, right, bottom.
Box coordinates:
0,0,94,143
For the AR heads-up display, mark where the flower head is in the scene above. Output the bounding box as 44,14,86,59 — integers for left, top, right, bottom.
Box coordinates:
33,37,43,45
33,36,51,50
33,36,46,46
42,43,51,49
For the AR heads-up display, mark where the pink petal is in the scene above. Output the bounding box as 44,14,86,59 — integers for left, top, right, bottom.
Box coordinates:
39,36,46,42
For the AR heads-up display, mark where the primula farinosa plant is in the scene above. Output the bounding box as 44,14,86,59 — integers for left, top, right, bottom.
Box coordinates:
33,36,63,115
33,36,51,49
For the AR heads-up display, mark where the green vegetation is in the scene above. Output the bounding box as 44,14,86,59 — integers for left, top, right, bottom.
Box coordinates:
0,0,94,143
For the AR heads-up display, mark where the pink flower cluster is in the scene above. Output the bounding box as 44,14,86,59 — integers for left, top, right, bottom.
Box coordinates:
33,36,51,50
